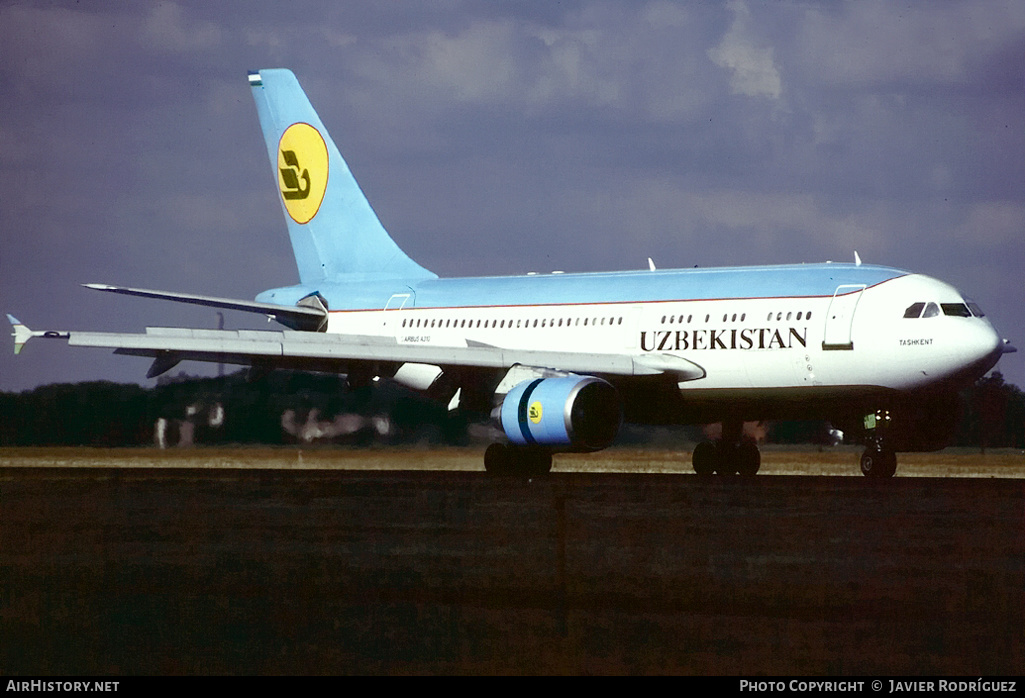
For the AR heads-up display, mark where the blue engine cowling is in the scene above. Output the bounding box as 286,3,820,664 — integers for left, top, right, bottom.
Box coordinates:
499,375,621,451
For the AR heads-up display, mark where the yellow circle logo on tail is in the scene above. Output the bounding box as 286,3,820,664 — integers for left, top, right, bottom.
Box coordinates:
528,401,543,424
277,123,329,224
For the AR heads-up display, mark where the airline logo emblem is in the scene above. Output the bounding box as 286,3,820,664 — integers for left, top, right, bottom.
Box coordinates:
528,401,543,424
277,123,328,224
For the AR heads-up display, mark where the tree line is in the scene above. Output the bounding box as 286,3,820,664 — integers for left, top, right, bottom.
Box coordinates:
1,370,1022,449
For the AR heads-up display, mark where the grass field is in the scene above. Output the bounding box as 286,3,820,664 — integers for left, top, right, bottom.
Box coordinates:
3,445,1021,674
2,445,1023,477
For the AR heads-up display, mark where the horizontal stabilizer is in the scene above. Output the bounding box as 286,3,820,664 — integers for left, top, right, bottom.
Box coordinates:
83,284,327,332
7,314,67,355
8,315,32,355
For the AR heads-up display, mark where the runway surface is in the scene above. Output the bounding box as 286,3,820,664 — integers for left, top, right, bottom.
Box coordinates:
2,455,1022,674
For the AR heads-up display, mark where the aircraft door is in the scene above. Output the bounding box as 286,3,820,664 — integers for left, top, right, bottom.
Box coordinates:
822,284,865,351
383,292,412,333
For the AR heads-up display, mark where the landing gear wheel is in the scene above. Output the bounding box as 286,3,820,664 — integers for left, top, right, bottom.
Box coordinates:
484,443,513,475
484,443,553,477
860,446,897,478
693,439,761,476
692,441,718,475
736,440,761,476
519,448,553,478
714,442,739,476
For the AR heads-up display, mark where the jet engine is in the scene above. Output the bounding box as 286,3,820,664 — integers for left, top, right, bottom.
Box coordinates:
498,375,621,451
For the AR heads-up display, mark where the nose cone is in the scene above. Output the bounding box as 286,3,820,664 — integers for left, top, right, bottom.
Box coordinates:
967,320,1005,377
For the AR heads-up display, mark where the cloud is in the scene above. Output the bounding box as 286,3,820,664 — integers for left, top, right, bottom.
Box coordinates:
142,2,221,53
957,201,1025,247
793,1,1025,88
1,1,1021,392
707,1,782,100
342,3,721,127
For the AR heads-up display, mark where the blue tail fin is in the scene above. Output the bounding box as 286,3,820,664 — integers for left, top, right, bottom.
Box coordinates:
249,69,435,284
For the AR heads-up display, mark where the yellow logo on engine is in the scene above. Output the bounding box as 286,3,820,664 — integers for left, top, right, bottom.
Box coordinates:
528,401,543,424
277,123,329,224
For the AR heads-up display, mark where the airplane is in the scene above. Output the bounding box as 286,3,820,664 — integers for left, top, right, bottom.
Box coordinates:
8,68,1016,477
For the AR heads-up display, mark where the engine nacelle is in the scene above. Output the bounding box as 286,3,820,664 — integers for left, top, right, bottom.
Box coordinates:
499,375,621,451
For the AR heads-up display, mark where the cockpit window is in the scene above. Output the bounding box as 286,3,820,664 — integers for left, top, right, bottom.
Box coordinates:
903,302,925,319
941,303,971,317
905,300,981,319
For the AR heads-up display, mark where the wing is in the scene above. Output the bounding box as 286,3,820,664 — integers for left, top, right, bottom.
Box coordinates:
9,317,706,382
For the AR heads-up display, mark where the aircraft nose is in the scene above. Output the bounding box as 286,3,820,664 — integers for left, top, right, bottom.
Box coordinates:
968,321,1005,374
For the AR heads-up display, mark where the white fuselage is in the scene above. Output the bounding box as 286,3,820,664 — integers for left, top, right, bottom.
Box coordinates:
316,271,1002,401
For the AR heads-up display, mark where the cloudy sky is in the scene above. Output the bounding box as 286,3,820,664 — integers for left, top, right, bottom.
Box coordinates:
2,1,1023,392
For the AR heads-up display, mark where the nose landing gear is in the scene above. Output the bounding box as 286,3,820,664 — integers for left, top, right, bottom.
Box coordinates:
860,410,897,477
860,440,897,477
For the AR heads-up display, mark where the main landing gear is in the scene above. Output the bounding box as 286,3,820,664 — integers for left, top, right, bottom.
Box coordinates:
484,443,553,477
692,421,761,476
